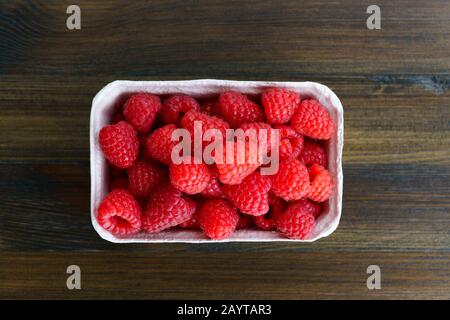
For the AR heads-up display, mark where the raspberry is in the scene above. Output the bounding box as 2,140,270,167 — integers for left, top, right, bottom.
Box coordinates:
237,214,253,229
128,160,166,198
99,121,139,169
201,99,221,117
215,140,263,185
181,109,228,134
298,139,328,167
288,199,322,219
169,159,211,194
123,93,162,133
110,177,128,190
262,88,300,124
239,122,273,133
146,124,178,165
223,171,272,216
178,199,200,229
201,166,226,198
274,125,304,160
277,206,315,240
307,164,333,202
253,194,286,230
180,109,230,140
179,215,200,229
239,122,275,153
291,99,334,139
142,185,195,233
219,91,264,128
161,95,200,124
271,159,310,201
97,189,141,235
198,199,239,240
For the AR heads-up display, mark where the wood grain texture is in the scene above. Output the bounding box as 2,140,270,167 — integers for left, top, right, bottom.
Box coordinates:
0,0,449,299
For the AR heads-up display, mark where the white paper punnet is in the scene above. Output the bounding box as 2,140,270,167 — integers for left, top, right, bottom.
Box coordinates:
90,79,344,243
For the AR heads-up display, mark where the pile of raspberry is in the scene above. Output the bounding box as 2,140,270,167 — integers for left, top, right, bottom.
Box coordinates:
97,88,334,240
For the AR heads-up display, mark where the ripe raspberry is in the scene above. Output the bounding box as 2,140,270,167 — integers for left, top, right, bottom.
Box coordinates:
179,215,200,229
146,124,178,165
97,189,141,235
128,160,166,198
201,166,226,198
110,177,128,190
291,99,334,139
271,159,310,201
253,194,286,230
307,164,333,202
298,139,328,167
219,91,264,128
239,122,275,154
123,93,162,133
178,199,200,229
274,125,304,160
236,214,253,229
215,140,263,185
161,94,200,124
198,199,239,240
99,121,139,169
201,99,221,117
262,88,300,124
288,199,322,219
169,159,211,194
142,185,195,233
277,206,315,240
180,109,230,141
223,171,272,216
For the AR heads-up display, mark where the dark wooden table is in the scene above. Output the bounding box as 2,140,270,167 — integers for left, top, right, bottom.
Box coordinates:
1,0,449,299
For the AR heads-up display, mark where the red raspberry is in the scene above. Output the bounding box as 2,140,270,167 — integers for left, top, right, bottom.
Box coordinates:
169,159,211,194
239,122,275,153
198,199,239,240
180,109,230,140
291,99,334,139
201,99,221,117
178,199,200,229
274,125,304,161
128,160,166,198
253,194,286,230
110,177,128,190
236,214,253,229
97,189,141,235
307,164,333,202
262,88,300,124
179,215,200,229
219,91,264,128
215,140,263,185
99,121,139,169
123,93,162,133
277,206,315,240
161,94,200,124
223,171,272,216
142,185,195,233
288,199,322,219
271,159,310,201
146,124,178,165
201,166,226,198
239,121,272,133
298,139,328,167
